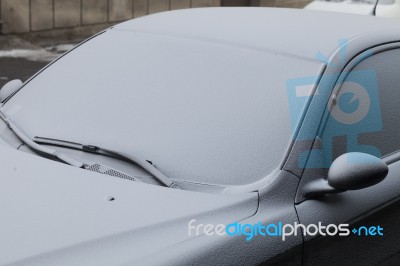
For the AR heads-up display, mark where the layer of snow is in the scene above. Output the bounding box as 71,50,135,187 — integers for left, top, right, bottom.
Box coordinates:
0,44,76,62
0,49,57,62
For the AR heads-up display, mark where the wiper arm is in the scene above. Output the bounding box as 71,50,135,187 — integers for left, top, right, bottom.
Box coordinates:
0,111,84,168
33,136,179,188
0,111,178,188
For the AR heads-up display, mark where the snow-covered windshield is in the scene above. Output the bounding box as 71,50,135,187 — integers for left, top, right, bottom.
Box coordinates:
3,30,322,185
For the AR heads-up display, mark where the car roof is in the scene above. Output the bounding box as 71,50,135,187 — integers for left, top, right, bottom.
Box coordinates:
113,7,400,62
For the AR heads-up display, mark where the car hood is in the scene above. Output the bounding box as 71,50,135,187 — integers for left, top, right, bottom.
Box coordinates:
0,145,258,265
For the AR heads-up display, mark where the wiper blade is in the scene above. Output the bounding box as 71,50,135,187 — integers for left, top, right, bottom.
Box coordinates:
0,111,178,188
0,111,84,168
33,136,180,188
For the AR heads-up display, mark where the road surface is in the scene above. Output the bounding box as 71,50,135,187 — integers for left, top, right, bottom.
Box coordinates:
0,58,47,88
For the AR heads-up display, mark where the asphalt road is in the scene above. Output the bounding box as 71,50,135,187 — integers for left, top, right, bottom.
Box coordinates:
0,58,47,87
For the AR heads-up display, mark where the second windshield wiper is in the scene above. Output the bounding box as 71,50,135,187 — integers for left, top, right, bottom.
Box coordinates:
33,136,179,188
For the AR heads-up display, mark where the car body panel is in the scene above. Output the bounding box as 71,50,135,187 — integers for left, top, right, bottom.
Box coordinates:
295,43,400,264
135,170,302,266
112,7,400,61
0,145,258,265
8,169,301,266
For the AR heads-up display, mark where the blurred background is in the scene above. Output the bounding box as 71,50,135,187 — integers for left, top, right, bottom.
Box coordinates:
0,0,310,38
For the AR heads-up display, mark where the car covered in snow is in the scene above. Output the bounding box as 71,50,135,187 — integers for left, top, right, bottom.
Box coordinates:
1,7,400,265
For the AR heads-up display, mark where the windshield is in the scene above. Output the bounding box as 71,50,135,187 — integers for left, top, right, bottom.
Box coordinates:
3,29,322,185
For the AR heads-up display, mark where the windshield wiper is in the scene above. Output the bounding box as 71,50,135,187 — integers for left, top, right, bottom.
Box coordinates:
0,111,84,168
0,109,179,188
33,136,180,188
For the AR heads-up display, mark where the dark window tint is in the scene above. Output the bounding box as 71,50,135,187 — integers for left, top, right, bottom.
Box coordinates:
322,49,400,165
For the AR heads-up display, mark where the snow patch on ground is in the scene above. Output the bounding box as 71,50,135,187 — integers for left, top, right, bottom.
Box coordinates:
0,44,76,62
46,44,76,53
0,49,57,62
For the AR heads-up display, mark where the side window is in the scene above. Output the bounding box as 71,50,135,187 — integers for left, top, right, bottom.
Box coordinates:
322,49,400,165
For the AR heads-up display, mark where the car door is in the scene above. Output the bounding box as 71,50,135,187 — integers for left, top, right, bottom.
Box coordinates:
295,47,400,265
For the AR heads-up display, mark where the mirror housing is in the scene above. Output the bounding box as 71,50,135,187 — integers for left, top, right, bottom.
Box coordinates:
0,79,22,102
328,152,388,190
303,152,388,199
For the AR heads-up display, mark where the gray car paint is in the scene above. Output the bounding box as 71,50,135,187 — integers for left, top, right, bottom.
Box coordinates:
0,146,257,265
295,43,400,265
1,7,400,266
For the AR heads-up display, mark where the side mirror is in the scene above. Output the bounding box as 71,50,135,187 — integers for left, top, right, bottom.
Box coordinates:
328,152,388,190
304,152,388,199
0,79,22,102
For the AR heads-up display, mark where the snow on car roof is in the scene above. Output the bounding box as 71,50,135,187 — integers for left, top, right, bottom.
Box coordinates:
113,7,400,62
